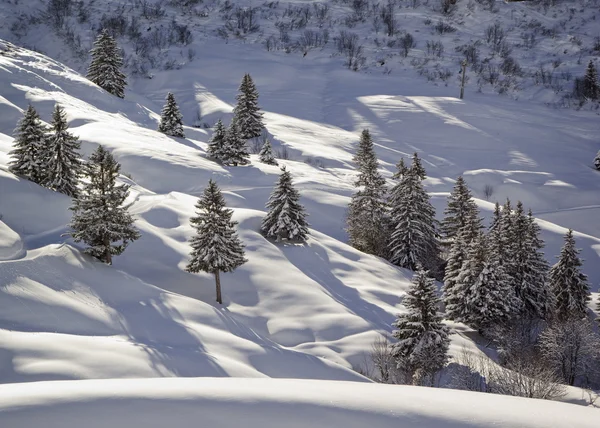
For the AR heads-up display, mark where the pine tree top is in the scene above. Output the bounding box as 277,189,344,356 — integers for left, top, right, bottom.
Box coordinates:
411,152,426,180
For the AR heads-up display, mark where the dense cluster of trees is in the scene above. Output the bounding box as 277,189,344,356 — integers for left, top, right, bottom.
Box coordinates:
346,130,599,390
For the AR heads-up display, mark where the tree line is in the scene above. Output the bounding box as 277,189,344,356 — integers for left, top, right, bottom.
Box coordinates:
347,133,600,390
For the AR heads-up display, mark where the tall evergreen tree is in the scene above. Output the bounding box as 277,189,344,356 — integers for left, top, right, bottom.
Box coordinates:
258,139,278,165
442,227,470,319
186,179,247,304
69,145,140,265
388,155,440,272
410,152,426,180
87,29,127,98
488,199,515,274
222,118,250,166
261,166,309,242
8,105,47,183
392,266,450,385
43,104,82,197
233,73,264,140
158,92,185,138
441,176,482,246
549,229,590,321
346,129,388,256
207,119,227,161
392,157,407,180
582,60,599,100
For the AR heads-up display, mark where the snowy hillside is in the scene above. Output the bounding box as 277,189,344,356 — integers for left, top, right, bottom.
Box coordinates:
0,378,598,428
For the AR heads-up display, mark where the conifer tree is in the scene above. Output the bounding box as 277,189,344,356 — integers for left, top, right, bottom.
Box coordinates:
258,139,278,166
43,104,82,197
69,145,140,265
261,166,309,242
346,129,388,256
222,118,250,166
186,179,247,304
392,157,407,180
594,150,600,171
392,266,450,385
388,155,440,272
549,229,590,321
207,119,227,161
583,60,599,100
158,92,185,138
87,29,127,98
488,199,514,274
233,73,264,140
411,152,426,180
442,228,470,319
441,176,482,246
8,105,47,183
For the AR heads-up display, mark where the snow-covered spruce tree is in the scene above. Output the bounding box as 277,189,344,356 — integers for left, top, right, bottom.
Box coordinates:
392,266,450,386
410,152,426,181
442,227,470,320
441,176,482,247
207,119,226,161
594,150,600,171
392,157,407,180
388,154,440,273
583,60,599,101
466,233,520,333
261,166,309,242
549,229,591,321
233,73,264,140
158,92,185,138
346,129,388,256
258,139,278,165
8,105,47,183
185,179,247,304
87,29,127,98
488,199,515,275
43,104,83,197
69,145,140,265
222,118,250,166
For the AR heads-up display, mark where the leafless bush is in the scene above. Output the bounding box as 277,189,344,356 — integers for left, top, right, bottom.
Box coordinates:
434,20,457,35
533,64,554,87
225,7,260,34
297,29,329,51
46,0,73,29
399,33,416,57
169,20,193,45
276,145,291,160
478,63,500,85
440,0,457,15
380,1,397,37
485,23,505,48
501,57,522,77
456,42,480,66
136,0,166,20
521,32,537,49
483,184,494,200
426,40,444,58
335,31,366,71
313,3,330,26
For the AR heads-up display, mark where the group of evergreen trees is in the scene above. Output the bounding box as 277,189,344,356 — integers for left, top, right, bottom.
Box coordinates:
346,130,597,384
9,104,82,197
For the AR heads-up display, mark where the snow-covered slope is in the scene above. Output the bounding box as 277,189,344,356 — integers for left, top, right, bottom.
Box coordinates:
0,378,598,428
0,23,598,401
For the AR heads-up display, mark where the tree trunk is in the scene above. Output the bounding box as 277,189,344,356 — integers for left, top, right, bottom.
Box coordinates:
215,270,222,304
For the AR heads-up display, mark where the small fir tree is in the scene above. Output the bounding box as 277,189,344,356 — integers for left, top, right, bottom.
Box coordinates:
69,145,140,265
43,104,83,197
549,229,591,321
207,119,227,161
441,176,482,246
87,29,127,98
388,154,440,273
410,152,426,180
392,157,407,180
8,105,47,183
582,60,599,100
261,166,309,242
346,129,388,256
158,92,185,138
186,179,247,304
594,150,600,171
233,73,264,140
392,266,450,385
222,118,250,166
258,139,278,165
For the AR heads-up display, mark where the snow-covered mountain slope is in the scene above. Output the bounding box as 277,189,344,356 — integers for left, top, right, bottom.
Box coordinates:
0,377,598,428
0,27,598,397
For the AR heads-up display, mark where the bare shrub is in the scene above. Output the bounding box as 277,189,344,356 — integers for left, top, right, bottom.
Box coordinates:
426,40,444,58
440,0,457,15
434,20,457,35
335,31,366,71
399,33,416,57
380,1,397,37
276,145,291,160
483,184,494,200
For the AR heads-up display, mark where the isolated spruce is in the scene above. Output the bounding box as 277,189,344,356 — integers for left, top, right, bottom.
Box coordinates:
261,166,309,242
583,60,599,100
186,179,247,304
346,129,388,256
258,139,278,165
207,119,227,161
594,150,600,170
549,229,590,321
388,154,440,273
392,266,449,385
233,73,264,140
87,29,127,98
43,104,83,197
158,92,185,138
441,176,482,246
69,145,140,265
8,105,47,183
222,118,250,166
